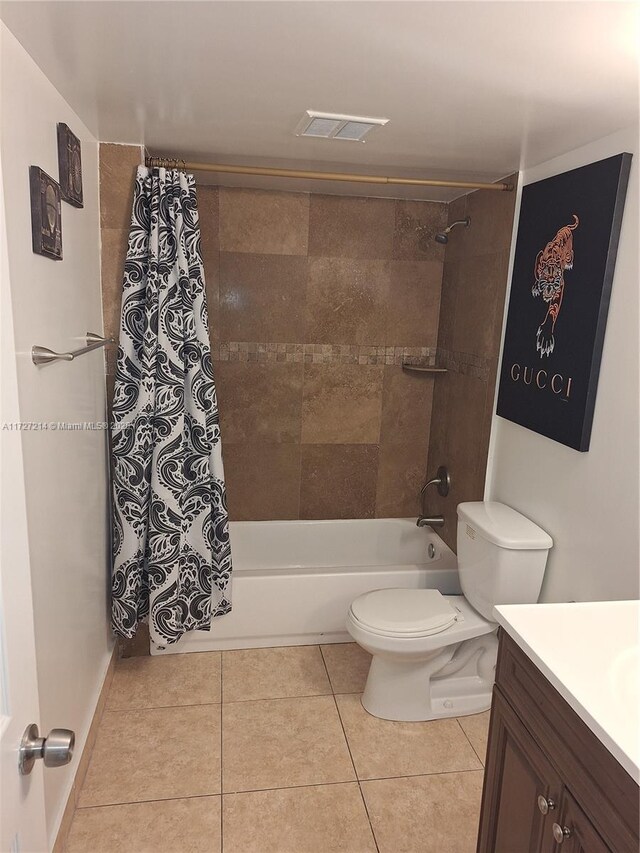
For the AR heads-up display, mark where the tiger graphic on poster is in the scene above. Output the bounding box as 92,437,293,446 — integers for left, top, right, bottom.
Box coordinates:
531,214,579,357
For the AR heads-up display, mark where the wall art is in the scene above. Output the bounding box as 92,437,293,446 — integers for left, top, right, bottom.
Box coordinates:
496,153,632,451
29,166,63,260
57,122,83,208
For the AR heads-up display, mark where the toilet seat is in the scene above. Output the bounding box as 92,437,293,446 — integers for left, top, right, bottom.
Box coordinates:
349,588,457,638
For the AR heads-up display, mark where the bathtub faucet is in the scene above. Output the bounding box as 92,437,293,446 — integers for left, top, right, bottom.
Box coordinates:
416,515,445,528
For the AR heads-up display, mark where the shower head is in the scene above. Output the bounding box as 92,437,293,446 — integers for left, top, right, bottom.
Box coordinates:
434,216,470,244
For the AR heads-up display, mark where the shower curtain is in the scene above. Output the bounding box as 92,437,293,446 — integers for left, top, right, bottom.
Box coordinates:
111,166,232,648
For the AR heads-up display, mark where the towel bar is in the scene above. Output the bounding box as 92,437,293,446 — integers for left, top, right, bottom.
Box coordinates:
32,332,114,366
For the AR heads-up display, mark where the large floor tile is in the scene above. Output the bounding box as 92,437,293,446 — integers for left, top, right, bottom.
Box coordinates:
106,651,221,710
222,695,355,792
222,783,377,853
65,797,221,853
78,705,221,806
458,711,491,764
222,645,331,702
362,771,484,853
320,643,372,694
336,694,482,779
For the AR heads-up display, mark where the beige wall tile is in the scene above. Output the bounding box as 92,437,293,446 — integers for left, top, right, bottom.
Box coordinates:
335,693,481,779
219,187,309,255
386,260,442,346
309,195,395,259
465,176,518,256
220,252,307,341
99,143,142,230
222,646,331,702
300,444,379,519
100,228,128,343
458,711,491,765
66,797,221,853
118,622,150,658
198,185,220,338
106,651,221,710
305,257,389,344
222,443,301,520
375,441,427,518
215,361,303,443
321,643,372,694
426,370,488,549
223,784,376,853
362,771,484,853
443,194,469,264
379,365,433,446
301,363,383,444
437,261,459,350
78,705,221,806
452,252,508,359
222,695,355,792
393,200,447,262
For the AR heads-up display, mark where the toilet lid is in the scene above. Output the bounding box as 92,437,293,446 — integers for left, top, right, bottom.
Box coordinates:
350,589,457,637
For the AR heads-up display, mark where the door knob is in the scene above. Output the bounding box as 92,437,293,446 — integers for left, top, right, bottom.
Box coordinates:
552,823,572,844
19,723,75,775
537,795,556,814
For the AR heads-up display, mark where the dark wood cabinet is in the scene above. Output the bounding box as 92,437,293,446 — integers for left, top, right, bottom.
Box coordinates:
477,631,639,853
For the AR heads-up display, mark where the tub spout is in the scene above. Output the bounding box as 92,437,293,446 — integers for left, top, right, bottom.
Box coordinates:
417,515,445,528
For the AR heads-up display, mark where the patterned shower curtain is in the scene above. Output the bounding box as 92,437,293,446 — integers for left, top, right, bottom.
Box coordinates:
111,166,232,649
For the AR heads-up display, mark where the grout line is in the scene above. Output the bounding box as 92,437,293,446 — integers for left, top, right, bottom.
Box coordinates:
75,766,486,813
318,644,337,695
456,717,485,767
320,649,380,853
104,700,223,713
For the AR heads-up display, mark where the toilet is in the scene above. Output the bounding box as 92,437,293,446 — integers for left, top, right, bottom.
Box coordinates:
346,501,553,721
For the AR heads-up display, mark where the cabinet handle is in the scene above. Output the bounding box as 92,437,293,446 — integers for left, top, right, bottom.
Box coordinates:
537,795,556,815
552,823,572,844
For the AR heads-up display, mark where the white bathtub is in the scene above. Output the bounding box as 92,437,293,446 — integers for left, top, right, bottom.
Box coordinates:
152,518,461,654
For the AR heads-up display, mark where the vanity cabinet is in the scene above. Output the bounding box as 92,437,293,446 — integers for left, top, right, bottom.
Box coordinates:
477,631,639,853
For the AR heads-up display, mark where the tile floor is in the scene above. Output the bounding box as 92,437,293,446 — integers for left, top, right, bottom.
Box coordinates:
65,643,490,853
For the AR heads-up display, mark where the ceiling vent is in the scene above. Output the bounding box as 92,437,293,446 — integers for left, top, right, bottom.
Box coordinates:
295,111,389,142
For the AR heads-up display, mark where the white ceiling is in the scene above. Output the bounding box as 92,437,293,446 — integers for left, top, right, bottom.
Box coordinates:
1,1,638,200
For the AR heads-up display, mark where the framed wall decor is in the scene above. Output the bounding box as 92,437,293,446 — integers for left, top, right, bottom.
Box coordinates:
29,166,63,260
57,122,83,208
496,153,632,452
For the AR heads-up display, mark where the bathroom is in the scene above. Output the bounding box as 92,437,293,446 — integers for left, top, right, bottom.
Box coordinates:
0,3,638,852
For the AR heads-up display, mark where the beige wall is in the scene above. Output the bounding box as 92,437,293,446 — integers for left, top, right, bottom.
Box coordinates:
100,143,448,520
1,27,113,846
425,178,518,550
489,129,639,603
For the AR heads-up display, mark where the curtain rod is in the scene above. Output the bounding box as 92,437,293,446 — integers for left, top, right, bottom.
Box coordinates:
145,156,513,192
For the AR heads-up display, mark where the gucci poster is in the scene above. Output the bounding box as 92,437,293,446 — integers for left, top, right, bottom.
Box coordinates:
496,153,632,451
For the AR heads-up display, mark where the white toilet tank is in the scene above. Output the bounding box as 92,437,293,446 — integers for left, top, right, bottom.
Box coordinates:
456,502,553,622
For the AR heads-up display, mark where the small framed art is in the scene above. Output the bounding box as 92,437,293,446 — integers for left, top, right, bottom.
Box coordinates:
57,122,83,208
29,166,63,260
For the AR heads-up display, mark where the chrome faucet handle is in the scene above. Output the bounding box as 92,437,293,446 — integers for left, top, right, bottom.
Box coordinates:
420,466,450,497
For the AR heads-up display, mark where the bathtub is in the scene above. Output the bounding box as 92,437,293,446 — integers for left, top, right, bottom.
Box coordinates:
152,518,461,654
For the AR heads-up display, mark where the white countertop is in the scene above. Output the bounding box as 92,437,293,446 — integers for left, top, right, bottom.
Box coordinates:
494,600,639,784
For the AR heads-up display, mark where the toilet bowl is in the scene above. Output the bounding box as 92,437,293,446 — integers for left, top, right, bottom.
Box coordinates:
346,502,552,722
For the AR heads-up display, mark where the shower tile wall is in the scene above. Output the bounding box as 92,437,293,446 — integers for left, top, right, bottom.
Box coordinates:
198,187,447,521
99,144,445,522
425,178,518,550
98,143,513,531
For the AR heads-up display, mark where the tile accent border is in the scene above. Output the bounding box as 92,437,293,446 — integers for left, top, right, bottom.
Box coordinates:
52,645,119,853
436,347,492,381
210,342,436,366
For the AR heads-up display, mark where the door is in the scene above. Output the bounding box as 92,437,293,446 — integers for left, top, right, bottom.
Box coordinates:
550,791,611,853
477,689,562,853
0,160,48,852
